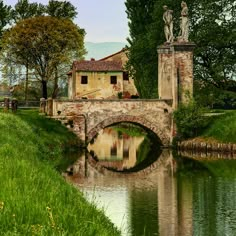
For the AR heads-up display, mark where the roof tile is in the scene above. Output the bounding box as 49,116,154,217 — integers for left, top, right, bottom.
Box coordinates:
73,60,123,72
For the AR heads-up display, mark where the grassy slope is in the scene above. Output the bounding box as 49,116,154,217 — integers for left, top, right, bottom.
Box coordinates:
0,110,120,235
201,110,236,143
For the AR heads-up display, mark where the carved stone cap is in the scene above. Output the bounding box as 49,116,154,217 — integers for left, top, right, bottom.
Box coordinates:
157,44,173,54
157,42,196,53
172,42,196,51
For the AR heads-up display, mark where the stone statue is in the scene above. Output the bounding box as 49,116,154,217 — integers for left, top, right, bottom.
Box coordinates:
179,1,189,42
163,5,174,43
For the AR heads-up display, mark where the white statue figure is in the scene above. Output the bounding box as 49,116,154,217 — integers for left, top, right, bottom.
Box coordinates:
179,1,189,42
163,5,174,43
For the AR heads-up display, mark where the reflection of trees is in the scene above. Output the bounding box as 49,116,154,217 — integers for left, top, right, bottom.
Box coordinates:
176,156,236,235
123,133,161,172
136,137,152,164
130,189,159,236
113,122,147,137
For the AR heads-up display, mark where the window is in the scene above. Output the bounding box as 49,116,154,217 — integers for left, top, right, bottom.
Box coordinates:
81,76,88,84
123,148,129,159
110,76,117,84
123,72,129,81
110,144,117,157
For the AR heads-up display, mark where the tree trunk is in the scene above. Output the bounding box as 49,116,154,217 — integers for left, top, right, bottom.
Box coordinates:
42,80,47,99
52,69,59,99
24,63,29,105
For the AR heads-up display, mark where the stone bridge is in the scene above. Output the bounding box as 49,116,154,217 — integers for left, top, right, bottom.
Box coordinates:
45,99,174,146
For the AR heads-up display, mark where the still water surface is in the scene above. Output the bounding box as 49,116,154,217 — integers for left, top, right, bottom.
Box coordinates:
65,125,236,236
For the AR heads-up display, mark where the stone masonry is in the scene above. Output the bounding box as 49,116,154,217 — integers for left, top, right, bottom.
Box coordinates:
158,42,195,109
46,99,173,146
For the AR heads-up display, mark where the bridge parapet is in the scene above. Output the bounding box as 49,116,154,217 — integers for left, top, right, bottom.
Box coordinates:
46,99,174,146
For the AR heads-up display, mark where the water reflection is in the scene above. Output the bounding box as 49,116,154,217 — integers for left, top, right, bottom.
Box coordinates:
88,127,145,170
87,125,161,172
64,126,236,236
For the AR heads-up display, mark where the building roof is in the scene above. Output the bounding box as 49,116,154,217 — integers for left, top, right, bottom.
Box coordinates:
99,48,127,61
73,60,123,72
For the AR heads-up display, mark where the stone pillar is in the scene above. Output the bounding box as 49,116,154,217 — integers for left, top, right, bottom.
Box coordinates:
11,98,18,112
47,98,53,116
4,97,10,111
158,42,195,109
39,98,46,114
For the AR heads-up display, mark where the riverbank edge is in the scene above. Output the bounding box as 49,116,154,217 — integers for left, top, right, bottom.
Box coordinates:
177,138,236,154
0,110,120,235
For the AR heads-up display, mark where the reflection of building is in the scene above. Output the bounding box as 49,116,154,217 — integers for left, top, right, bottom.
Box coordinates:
68,49,138,99
88,127,144,170
157,151,193,236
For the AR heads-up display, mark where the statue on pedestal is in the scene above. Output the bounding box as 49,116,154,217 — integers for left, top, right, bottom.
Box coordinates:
178,1,189,42
163,5,174,43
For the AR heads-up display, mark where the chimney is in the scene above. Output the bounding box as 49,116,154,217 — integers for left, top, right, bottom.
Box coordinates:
90,58,95,61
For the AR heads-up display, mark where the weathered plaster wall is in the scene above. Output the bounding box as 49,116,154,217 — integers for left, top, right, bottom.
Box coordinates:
74,71,123,99
158,43,195,109
101,50,138,97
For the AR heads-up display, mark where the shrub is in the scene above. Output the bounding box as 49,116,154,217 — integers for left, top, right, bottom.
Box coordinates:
173,99,209,139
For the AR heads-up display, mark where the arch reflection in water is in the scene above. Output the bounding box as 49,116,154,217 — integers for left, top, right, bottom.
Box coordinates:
88,124,161,172
65,150,236,236
66,150,193,236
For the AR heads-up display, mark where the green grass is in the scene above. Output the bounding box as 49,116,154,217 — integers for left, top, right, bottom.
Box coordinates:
201,110,236,143
0,111,120,235
112,123,147,137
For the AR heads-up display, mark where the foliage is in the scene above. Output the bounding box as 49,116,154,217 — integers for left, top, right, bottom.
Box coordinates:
10,0,45,23
125,0,183,98
201,110,236,143
125,0,236,98
0,1,11,38
113,123,147,137
194,80,236,109
46,0,77,19
1,16,85,98
0,111,120,235
125,0,158,98
173,100,209,139
190,0,236,93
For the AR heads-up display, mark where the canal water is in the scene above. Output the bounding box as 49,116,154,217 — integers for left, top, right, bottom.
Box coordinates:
65,124,236,236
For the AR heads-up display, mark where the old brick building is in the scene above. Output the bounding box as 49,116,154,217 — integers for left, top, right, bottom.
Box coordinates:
68,49,138,99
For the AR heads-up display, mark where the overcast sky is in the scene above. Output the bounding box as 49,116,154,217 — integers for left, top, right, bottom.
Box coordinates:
5,0,129,43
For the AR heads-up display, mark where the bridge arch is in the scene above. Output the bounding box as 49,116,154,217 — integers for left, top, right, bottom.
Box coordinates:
87,115,170,145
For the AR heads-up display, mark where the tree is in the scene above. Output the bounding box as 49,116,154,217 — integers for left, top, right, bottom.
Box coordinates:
46,0,77,20
190,0,236,93
10,0,45,23
125,0,182,98
1,16,86,99
45,0,79,98
5,0,45,103
125,0,236,100
0,1,11,38
125,0,158,98
173,99,209,139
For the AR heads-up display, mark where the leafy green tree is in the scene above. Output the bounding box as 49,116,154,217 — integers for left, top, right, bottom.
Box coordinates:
5,0,45,102
46,0,77,19
1,16,85,99
173,99,209,139
10,0,45,23
45,0,79,98
125,0,158,98
0,1,11,38
190,0,236,93
125,0,183,98
125,0,235,100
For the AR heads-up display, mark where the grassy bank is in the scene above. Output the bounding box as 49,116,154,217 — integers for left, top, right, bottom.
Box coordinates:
0,110,120,235
201,110,236,143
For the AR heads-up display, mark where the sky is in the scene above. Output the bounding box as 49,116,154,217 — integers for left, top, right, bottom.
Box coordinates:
5,0,129,43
